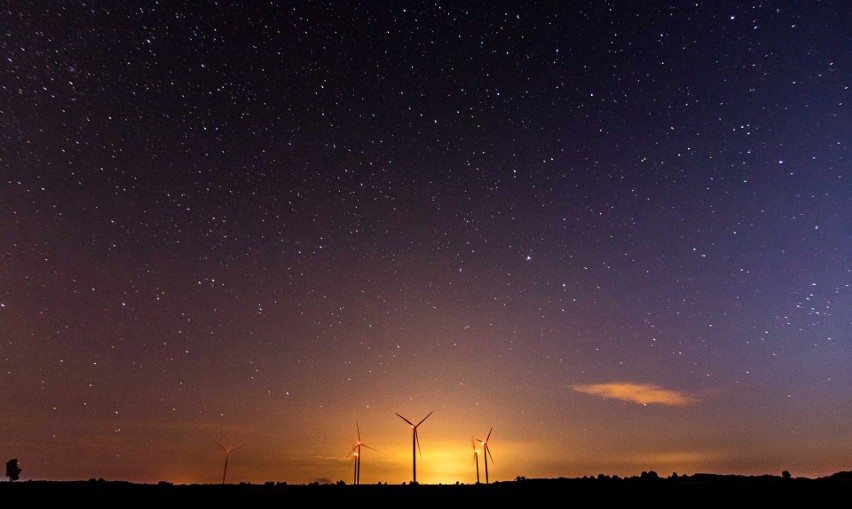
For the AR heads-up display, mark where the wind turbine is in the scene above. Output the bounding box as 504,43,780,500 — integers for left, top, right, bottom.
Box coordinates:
476,428,494,484
213,441,240,485
395,410,433,484
472,437,481,484
347,421,375,485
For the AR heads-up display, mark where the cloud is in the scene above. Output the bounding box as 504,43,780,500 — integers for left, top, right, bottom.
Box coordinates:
571,382,697,406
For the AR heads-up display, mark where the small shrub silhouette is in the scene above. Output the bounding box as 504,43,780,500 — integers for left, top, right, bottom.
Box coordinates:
5,459,21,482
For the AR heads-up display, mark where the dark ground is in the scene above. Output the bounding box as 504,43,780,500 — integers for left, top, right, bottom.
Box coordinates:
3,473,851,506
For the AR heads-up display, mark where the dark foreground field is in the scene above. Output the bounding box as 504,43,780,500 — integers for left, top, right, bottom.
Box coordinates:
3,473,851,506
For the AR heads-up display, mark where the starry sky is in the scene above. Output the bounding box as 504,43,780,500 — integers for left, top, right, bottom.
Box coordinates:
1,1,850,486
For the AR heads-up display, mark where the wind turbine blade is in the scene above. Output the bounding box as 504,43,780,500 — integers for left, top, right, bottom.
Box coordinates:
486,427,493,441
396,413,415,426
361,443,378,451
356,421,361,442
486,444,495,464
213,441,227,452
416,410,434,427
415,430,423,457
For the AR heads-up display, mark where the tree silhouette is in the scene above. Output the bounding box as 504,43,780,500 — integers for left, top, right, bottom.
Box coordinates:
6,459,21,482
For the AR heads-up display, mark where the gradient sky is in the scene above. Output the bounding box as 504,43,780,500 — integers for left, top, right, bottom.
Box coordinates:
1,1,850,486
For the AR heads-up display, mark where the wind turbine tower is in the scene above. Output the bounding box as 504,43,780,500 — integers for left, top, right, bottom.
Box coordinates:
472,437,481,484
477,428,494,484
395,410,433,484
348,422,374,485
213,441,239,485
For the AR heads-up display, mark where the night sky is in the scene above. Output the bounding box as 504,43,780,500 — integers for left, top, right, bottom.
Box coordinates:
2,1,850,486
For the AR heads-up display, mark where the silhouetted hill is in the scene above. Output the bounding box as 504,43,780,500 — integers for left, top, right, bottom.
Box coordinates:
825,470,852,480
3,473,851,506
